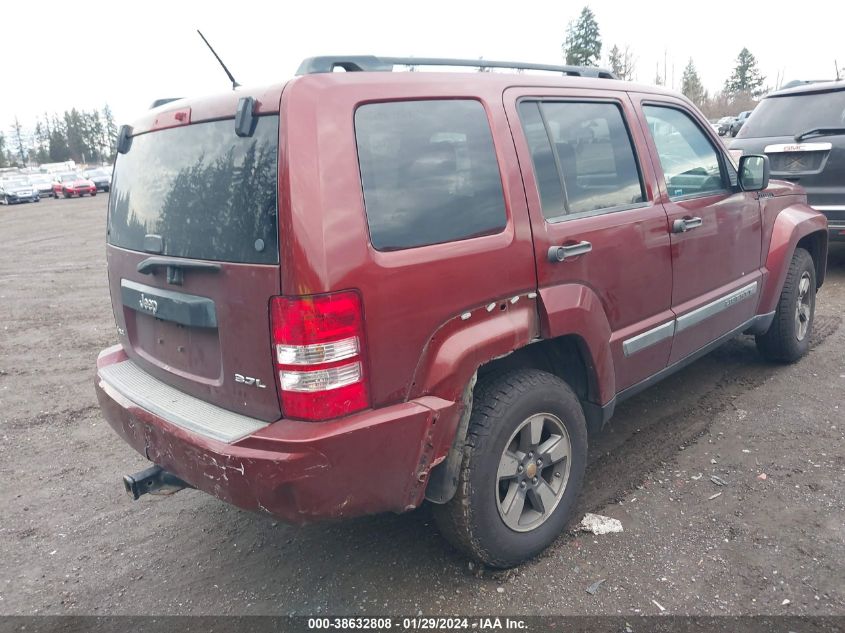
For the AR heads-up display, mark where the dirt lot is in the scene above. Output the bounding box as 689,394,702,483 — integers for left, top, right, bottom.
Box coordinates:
1,195,844,616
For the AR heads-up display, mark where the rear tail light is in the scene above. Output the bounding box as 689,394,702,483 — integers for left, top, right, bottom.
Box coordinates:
269,291,369,421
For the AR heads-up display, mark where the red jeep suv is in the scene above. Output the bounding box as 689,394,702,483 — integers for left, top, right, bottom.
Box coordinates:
95,56,827,568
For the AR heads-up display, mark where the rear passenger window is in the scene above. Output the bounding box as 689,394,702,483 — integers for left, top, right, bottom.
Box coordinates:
355,100,507,251
643,105,726,199
518,100,644,220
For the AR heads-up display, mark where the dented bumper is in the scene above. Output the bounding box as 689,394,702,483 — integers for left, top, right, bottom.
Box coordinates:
95,345,456,524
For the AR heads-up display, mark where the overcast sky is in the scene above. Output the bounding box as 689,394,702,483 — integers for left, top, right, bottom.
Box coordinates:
1,0,842,131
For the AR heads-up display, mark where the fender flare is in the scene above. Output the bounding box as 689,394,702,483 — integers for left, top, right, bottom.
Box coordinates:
758,205,828,315
537,284,615,405
411,296,538,503
419,286,615,504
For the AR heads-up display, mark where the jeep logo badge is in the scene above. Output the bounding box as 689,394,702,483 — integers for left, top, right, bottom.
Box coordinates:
139,293,158,314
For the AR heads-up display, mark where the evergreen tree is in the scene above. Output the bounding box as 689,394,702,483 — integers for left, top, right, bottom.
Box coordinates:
608,45,623,77
32,121,50,164
607,44,635,80
681,58,707,107
563,7,602,67
101,104,118,161
11,117,27,165
0,133,8,168
49,115,71,162
724,47,765,97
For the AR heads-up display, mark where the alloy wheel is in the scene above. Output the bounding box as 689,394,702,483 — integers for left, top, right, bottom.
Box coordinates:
795,271,812,341
496,413,572,532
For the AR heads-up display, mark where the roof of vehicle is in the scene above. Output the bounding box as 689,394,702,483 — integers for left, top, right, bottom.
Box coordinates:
132,70,685,135
765,79,845,98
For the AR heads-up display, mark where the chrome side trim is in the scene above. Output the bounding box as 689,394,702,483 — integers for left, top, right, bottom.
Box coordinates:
99,360,270,444
622,321,675,357
812,205,845,212
617,314,763,404
675,281,758,333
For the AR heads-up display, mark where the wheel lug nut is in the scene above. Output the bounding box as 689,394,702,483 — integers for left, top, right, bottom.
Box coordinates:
519,481,527,489
517,465,523,473
554,472,561,478
532,477,538,484
537,459,543,467
528,452,534,458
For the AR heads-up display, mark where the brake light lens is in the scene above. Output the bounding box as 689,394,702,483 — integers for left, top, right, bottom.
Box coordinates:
270,292,369,421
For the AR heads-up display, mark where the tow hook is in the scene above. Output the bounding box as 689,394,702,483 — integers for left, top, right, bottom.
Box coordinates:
123,465,190,500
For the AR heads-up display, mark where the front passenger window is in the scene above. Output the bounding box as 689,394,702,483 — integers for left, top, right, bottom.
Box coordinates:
643,105,726,199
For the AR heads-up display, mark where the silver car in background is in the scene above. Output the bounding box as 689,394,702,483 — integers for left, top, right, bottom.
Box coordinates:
0,177,40,204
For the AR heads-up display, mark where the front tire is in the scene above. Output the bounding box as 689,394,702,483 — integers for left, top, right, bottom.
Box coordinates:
432,369,588,568
756,247,816,362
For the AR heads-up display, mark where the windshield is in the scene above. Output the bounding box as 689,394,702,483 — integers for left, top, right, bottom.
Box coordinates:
87,169,108,177
108,115,279,265
59,173,80,180
740,90,845,138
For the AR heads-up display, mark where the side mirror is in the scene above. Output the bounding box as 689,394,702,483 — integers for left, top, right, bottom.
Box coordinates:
117,124,133,154
738,154,770,192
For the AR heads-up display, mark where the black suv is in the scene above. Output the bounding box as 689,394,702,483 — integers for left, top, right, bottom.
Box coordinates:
731,81,845,241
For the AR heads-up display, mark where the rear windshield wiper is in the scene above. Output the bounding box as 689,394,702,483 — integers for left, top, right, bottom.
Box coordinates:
137,256,221,285
794,127,845,142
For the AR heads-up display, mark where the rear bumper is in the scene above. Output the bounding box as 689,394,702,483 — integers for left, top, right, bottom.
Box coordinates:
811,206,845,241
95,345,456,524
825,222,845,241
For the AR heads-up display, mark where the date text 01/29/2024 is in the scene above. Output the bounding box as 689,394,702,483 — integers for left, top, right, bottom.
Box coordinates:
307,617,528,630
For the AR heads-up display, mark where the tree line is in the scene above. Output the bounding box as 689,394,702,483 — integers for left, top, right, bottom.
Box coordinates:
564,6,767,117
0,105,118,169
0,9,779,169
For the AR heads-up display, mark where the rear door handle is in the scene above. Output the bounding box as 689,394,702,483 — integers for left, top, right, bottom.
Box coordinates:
672,217,703,233
548,240,592,262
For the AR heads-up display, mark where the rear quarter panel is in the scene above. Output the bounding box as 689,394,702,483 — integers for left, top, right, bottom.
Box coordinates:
278,74,537,408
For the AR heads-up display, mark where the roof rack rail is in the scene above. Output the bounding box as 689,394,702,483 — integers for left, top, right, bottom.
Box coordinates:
296,56,617,79
149,98,182,109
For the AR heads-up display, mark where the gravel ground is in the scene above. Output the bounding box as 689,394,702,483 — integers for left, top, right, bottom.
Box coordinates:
1,196,843,616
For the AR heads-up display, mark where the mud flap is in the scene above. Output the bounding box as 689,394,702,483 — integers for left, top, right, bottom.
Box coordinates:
424,372,476,504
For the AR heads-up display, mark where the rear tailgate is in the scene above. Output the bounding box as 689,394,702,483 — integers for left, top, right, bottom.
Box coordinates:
107,113,282,421
761,138,842,205
734,87,845,218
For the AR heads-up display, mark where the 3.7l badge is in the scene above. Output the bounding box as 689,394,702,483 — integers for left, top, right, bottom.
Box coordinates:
234,373,267,389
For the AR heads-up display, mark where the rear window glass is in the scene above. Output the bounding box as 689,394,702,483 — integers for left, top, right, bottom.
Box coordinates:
740,90,845,138
518,100,644,219
108,116,279,264
355,100,507,251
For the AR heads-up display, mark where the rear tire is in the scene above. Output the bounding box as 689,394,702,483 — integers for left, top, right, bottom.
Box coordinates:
432,369,588,568
756,248,816,362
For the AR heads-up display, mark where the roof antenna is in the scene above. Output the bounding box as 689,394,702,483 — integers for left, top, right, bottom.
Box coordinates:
196,29,240,90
